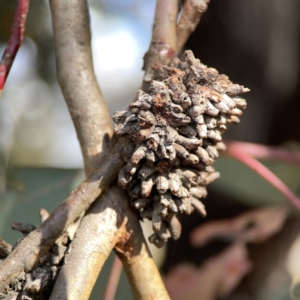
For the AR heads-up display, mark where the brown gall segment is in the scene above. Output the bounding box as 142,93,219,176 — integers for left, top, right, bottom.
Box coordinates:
168,214,182,240
205,100,219,117
206,145,219,159
175,135,202,149
168,173,182,196
214,101,230,114
174,92,192,110
181,197,194,215
230,108,243,117
204,116,217,129
197,124,207,138
130,144,147,164
141,175,155,198
180,153,199,165
189,186,208,199
198,172,220,185
207,130,222,142
221,94,236,109
172,143,189,159
152,206,163,232
173,198,185,214
190,197,207,217
232,97,247,109
226,84,250,95
155,174,169,193
194,146,211,165
215,141,227,151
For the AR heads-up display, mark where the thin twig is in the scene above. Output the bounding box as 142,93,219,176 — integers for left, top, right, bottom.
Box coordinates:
225,141,300,166
0,0,30,95
50,0,114,175
175,0,210,55
142,0,178,91
227,147,300,212
103,255,123,300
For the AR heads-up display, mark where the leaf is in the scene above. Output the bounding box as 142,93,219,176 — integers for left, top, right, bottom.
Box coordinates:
211,156,300,208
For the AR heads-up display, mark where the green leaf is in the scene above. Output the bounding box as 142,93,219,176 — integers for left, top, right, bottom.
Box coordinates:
211,155,300,207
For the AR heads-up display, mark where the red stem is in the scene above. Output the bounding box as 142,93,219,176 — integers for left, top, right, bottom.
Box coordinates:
225,141,300,165
0,0,30,93
103,255,123,300
227,147,300,212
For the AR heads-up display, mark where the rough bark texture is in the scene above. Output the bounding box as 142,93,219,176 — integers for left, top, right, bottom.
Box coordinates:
0,141,125,292
142,0,178,90
114,50,248,247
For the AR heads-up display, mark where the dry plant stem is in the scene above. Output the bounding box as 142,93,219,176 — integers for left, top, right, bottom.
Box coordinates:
0,0,30,94
0,142,125,292
114,207,170,300
228,148,300,212
175,0,210,55
49,0,113,175
103,255,123,300
142,0,178,90
225,140,300,165
50,186,125,300
50,185,170,300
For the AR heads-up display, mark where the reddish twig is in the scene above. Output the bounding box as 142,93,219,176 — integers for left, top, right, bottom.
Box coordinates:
225,141,300,166
227,147,300,212
175,0,210,55
103,254,123,300
0,0,30,94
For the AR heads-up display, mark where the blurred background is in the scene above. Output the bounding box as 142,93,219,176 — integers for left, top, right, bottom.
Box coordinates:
1,0,300,299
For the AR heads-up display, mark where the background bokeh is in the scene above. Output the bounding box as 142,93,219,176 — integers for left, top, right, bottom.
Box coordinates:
1,0,300,299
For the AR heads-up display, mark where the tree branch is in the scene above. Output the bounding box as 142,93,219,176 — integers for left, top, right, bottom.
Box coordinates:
142,0,178,90
0,0,30,95
0,140,125,292
49,0,114,175
175,0,210,55
114,200,170,300
49,185,127,300
50,184,170,300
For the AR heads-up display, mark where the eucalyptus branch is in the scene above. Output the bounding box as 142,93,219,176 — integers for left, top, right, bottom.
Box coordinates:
50,184,170,300
0,0,30,95
142,0,178,90
0,141,125,292
175,0,210,55
50,0,113,175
